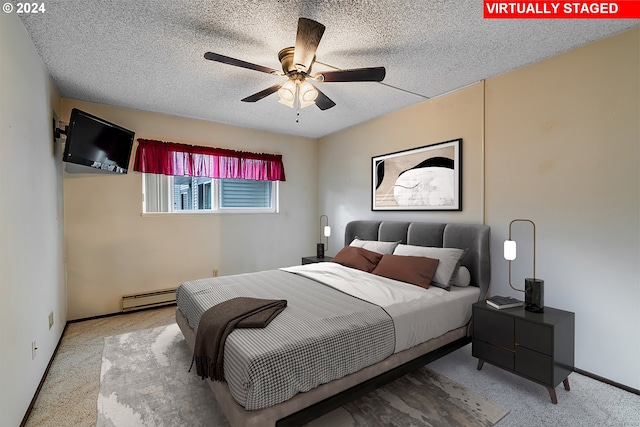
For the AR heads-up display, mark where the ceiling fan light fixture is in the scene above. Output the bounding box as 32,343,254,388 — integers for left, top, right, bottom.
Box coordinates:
277,79,296,108
298,80,318,108
278,78,317,109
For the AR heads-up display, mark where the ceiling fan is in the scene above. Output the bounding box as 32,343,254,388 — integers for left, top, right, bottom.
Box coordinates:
204,18,386,113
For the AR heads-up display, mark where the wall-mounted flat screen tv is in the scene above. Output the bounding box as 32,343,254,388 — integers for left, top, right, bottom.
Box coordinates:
62,108,135,174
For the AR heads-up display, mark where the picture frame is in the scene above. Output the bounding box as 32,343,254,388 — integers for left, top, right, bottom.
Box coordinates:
372,138,462,211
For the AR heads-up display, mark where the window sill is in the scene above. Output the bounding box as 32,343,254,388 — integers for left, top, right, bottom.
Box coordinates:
140,210,278,217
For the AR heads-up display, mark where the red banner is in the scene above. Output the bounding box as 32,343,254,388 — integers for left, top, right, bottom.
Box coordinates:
484,1,640,18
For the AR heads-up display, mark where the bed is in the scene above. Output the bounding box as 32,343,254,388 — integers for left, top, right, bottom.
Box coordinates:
176,220,491,426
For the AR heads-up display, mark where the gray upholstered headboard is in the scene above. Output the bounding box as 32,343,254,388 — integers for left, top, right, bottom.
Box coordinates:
344,220,491,301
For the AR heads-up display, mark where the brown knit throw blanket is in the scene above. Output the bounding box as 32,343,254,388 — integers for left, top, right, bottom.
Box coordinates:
192,297,287,382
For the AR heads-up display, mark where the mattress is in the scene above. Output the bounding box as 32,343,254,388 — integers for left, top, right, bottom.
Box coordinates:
282,262,480,352
176,263,479,411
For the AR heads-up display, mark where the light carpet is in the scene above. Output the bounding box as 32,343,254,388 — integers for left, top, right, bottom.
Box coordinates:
97,323,509,426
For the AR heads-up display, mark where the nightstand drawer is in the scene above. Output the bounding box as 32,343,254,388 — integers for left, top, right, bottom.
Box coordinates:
516,346,553,384
516,319,552,355
473,339,514,370
474,307,514,350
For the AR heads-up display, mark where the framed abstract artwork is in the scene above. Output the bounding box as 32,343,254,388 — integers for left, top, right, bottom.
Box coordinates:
372,139,462,211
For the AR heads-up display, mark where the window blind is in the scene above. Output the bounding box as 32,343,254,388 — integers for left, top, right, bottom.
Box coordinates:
220,179,271,208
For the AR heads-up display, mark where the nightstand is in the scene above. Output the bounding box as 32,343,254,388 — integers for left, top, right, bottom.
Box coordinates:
301,256,334,265
472,301,575,404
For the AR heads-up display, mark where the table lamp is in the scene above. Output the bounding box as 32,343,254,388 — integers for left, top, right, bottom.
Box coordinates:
504,219,544,312
317,215,331,258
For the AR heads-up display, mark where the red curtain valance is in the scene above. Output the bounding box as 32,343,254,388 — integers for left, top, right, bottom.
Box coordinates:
133,139,286,181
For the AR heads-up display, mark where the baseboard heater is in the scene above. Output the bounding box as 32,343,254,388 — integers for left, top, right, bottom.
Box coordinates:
122,288,177,312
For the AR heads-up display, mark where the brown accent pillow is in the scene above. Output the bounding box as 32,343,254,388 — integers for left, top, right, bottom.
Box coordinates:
371,254,440,289
331,246,383,272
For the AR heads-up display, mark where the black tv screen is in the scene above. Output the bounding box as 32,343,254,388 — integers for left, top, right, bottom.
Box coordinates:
62,108,135,174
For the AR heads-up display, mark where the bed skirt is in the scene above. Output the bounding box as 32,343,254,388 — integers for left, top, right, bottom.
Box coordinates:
176,307,469,427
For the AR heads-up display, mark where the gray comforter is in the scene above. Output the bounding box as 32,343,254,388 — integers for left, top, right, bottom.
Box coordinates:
177,269,395,411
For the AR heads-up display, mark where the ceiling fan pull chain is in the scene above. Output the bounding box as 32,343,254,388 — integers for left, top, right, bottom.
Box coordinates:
295,82,300,123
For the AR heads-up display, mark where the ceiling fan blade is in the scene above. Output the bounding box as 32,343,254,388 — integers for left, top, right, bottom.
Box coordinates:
317,67,386,83
293,18,325,73
312,85,336,110
241,84,283,103
204,52,281,75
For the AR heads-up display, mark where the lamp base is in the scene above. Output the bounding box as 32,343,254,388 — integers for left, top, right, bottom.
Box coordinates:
316,243,325,258
525,278,544,312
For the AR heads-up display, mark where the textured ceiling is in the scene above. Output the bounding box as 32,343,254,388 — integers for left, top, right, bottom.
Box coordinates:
19,1,638,138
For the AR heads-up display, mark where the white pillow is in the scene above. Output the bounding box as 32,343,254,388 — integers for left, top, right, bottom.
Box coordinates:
452,266,471,287
392,244,466,290
350,238,399,255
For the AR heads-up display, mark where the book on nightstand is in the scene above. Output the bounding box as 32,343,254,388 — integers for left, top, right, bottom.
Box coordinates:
486,296,523,309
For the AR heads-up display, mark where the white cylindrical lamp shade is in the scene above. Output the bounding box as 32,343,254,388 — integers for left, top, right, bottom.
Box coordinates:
323,226,331,237
504,240,517,261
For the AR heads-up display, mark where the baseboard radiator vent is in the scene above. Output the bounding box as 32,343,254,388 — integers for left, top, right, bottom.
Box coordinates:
122,288,178,312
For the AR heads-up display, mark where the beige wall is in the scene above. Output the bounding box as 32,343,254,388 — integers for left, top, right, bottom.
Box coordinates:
0,13,65,426
61,100,317,320
318,28,639,390
318,82,486,248
485,28,639,390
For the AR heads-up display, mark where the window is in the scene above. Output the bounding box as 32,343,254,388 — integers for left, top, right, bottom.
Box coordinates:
143,174,278,214
172,176,213,210
134,139,284,214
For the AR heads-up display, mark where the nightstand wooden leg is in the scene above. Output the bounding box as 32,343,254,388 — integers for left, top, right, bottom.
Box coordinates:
477,359,484,370
563,378,570,391
547,387,558,404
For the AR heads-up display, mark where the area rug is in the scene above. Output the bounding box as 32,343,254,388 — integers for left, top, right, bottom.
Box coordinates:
97,323,509,427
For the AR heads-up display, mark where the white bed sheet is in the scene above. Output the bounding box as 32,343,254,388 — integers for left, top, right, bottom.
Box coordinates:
281,262,479,352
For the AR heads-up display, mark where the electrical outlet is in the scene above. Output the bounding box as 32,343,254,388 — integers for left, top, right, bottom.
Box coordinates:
49,311,54,329
32,341,37,360
212,269,219,277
